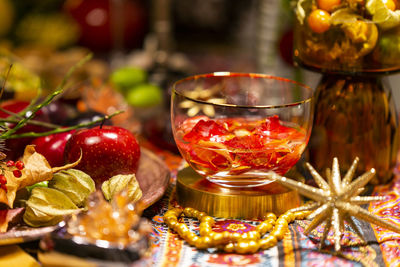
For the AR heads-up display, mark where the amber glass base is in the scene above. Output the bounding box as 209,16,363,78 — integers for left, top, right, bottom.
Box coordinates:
176,167,302,219
308,74,399,184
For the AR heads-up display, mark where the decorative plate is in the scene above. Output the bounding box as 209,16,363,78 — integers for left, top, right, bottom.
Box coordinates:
0,148,170,245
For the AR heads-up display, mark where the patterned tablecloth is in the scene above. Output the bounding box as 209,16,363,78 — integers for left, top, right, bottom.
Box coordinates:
144,147,400,267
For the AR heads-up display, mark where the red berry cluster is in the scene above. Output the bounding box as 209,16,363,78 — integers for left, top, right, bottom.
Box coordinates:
0,174,6,192
6,160,24,178
0,160,25,192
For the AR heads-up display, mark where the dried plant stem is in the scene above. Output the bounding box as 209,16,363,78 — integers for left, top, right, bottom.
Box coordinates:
0,106,61,129
0,89,63,138
20,53,93,116
0,117,60,129
2,110,123,139
0,53,94,139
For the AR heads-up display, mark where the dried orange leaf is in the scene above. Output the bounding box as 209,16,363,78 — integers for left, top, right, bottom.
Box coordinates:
0,145,81,208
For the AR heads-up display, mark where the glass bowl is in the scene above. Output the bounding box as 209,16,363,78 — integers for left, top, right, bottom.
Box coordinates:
171,72,314,187
293,0,400,73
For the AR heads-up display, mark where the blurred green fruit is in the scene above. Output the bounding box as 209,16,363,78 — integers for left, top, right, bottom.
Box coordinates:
126,84,163,107
110,67,147,91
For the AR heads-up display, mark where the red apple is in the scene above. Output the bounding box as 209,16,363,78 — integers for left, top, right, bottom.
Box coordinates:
63,126,141,185
64,0,148,51
31,130,76,167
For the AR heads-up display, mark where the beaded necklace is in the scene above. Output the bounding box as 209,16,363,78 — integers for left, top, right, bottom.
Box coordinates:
164,207,311,254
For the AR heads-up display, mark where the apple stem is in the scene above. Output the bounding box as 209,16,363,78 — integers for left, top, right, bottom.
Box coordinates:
100,116,107,129
1,110,124,139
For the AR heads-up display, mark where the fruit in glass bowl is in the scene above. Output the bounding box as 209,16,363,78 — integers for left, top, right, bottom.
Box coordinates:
171,73,314,187
294,0,400,72
176,115,307,178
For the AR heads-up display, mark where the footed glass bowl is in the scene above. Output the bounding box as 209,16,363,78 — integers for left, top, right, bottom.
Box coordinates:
171,72,314,187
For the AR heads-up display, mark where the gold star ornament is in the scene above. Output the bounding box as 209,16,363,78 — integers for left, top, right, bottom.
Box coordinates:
267,157,400,251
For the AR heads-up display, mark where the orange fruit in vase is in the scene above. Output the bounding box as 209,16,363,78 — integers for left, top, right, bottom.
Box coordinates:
383,0,396,10
317,0,341,12
308,9,331,34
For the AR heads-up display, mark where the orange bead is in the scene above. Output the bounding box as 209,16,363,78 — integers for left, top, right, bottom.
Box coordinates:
308,9,331,34
224,243,235,253
317,0,341,12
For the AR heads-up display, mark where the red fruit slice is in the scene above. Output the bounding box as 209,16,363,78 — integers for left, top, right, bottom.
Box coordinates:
183,120,228,142
177,115,307,178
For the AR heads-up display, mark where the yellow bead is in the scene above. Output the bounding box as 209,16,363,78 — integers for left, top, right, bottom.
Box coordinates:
222,231,231,241
178,227,190,238
167,220,178,228
197,212,207,220
163,214,176,221
167,209,181,218
200,221,212,229
195,240,206,250
279,220,289,226
247,240,260,254
265,213,277,221
230,232,241,241
196,236,212,250
199,227,212,236
172,207,183,213
185,233,199,246
249,231,261,240
271,230,286,240
204,236,213,245
176,223,188,234
279,214,292,222
164,211,174,216
164,216,177,224
292,211,302,219
276,218,288,225
200,222,212,229
241,231,260,241
236,241,250,254
266,219,276,225
275,224,288,231
177,222,188,230
275,222,288,230
183,207,194,217
200,216,215,225
260,235,277,249
274,227,288,236
192,210,200,218
211,232,225,245
224,243,235,253
256,222,272,235
295,211,311,219
299,211,309,219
